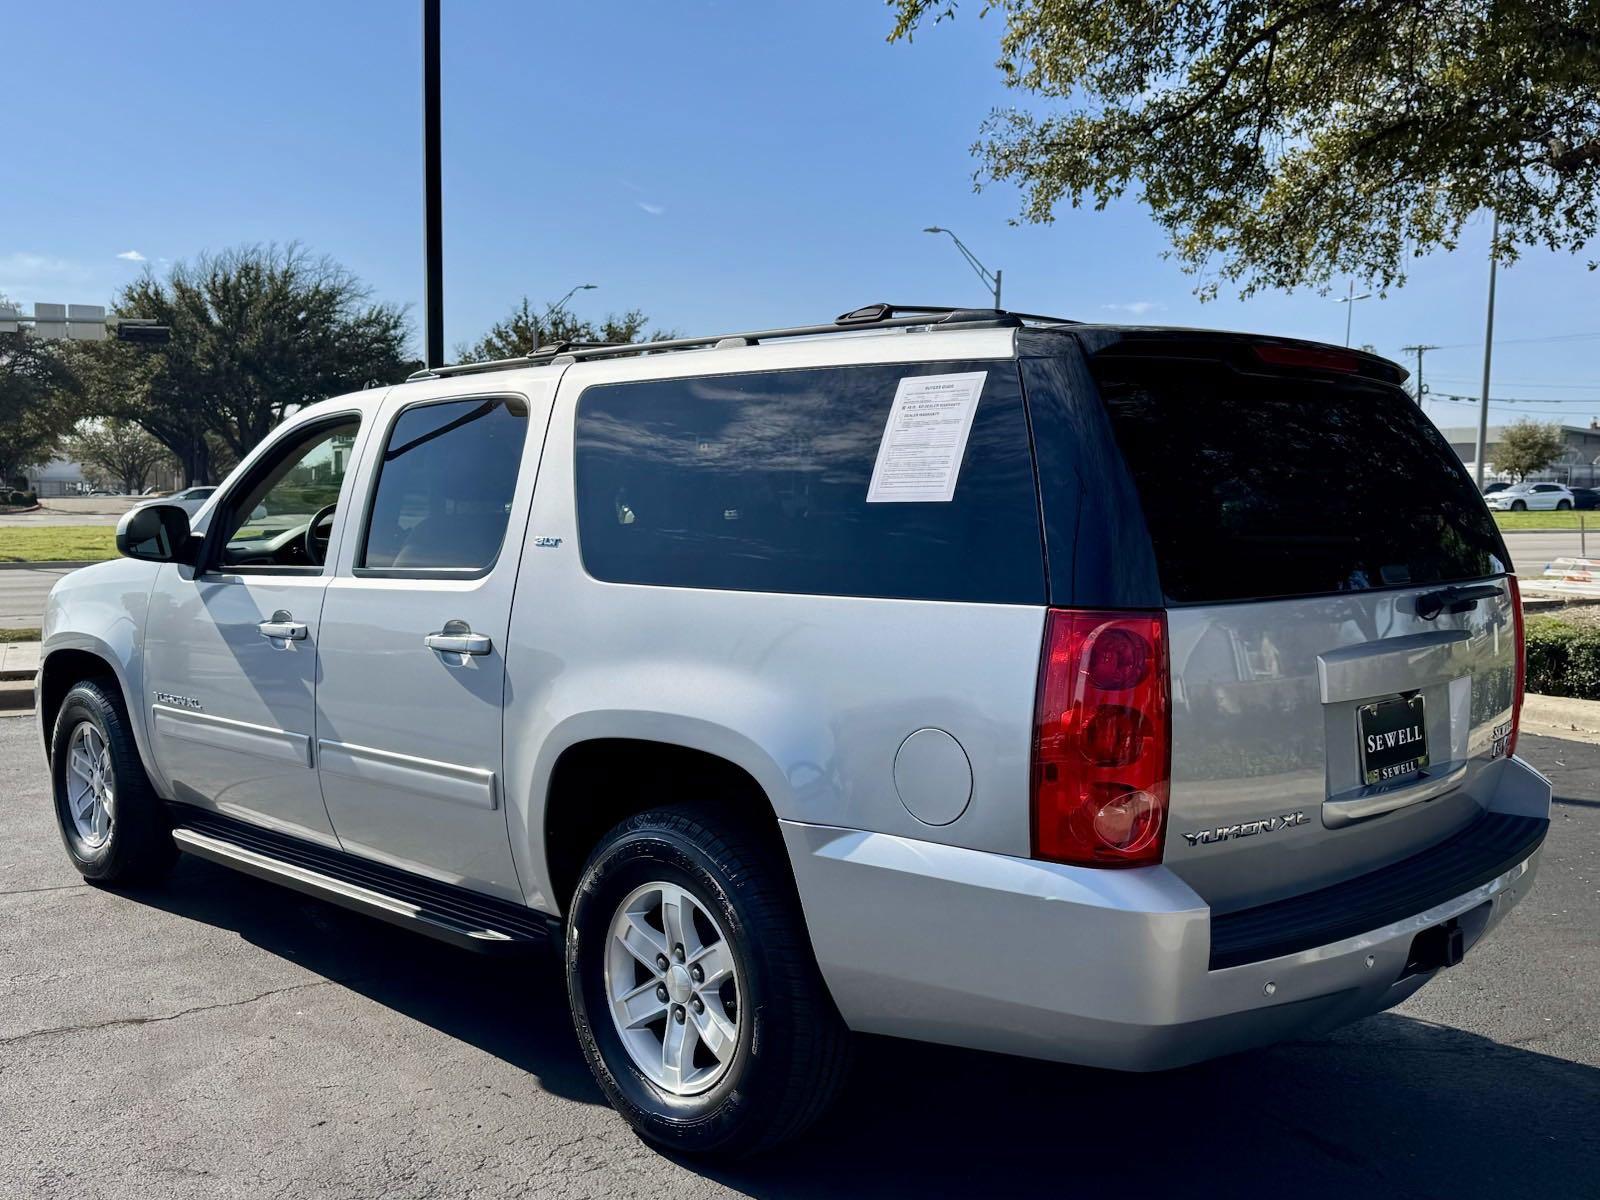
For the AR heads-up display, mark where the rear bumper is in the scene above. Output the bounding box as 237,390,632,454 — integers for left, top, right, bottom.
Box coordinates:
782,755,1551,1071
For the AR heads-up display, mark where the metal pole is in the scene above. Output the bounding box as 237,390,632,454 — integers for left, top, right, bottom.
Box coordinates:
1414,346,1424,406
1344,280,1355,346
993,268,1002,310
1473,211,1499,489
422,0,444,369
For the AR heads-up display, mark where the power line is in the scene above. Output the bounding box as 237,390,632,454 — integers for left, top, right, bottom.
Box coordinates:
1424,330,1600,351
1429,376,1600,390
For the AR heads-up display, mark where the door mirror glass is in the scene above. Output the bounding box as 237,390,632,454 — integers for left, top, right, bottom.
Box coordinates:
116,503,192,564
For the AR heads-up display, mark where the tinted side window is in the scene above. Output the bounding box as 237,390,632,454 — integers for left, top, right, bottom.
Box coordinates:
573,361,1044,603
361,396,528,571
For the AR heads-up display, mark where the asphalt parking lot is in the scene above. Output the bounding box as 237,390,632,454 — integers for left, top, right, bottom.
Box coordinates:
1,715,1596,1199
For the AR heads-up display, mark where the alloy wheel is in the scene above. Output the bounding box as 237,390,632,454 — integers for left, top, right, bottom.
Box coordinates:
604,880,741,1096
65,720,115,849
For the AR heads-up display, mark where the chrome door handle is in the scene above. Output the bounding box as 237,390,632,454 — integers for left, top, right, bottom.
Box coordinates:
258,611,308,641
425,621,492,656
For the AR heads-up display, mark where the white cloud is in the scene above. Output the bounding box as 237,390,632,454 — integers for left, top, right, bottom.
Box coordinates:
116,249,146,262
636,201,666,216
1102,301,1163,316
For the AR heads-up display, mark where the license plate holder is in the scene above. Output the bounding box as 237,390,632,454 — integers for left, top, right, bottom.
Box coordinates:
1359,694,1428,786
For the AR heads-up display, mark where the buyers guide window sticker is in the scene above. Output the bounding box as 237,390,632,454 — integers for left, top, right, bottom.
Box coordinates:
864,371,987,503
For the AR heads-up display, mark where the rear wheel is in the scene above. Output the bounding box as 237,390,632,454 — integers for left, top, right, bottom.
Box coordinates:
1558,499,1573,510
565,805,850,1157
50,678,176,885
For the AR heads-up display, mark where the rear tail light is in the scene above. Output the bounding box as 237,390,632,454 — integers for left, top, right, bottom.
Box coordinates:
1032,609,1170,867
1508,575,1525,759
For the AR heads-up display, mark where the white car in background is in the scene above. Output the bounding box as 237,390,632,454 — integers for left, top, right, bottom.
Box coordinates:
164,485,218,517
1484,482,1574,511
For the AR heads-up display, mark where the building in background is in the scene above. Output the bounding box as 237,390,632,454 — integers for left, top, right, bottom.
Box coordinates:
1439,424,1600,487
22,455,183,497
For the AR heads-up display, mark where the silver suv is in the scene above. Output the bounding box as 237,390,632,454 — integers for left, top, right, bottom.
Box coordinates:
39,305,1550,1156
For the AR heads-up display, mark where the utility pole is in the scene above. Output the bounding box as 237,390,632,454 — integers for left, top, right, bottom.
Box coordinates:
422,0,444,369
1472,211,1500,488
1400,343,1439,407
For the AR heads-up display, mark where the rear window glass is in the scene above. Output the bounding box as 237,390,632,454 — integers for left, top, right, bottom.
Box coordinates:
572,361,1043,603
1090,357,1507,604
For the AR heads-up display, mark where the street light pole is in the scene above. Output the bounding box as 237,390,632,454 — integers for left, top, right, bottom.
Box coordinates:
534,283,597,351
923,227,1002,308
422,0,444,370
1473,210,1500,489
1333,279,1372,346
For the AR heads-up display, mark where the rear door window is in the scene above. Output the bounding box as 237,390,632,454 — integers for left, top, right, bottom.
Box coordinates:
572,361,1043,603
1088,355,1507,604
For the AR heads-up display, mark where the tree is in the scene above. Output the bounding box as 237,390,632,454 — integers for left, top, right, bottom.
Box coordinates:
888,1,1600,298
1495,419,1566,481
0,295,78,487
458,297,674,363
61,419,174,494
67,244,411,483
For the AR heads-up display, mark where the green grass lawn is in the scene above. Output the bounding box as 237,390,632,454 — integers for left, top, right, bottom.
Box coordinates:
0,627,41,642
1491,510,1600,531
0,526,119,563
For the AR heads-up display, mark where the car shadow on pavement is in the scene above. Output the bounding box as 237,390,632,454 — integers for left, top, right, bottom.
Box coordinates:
132,855,1599,1198
127,854,607,1108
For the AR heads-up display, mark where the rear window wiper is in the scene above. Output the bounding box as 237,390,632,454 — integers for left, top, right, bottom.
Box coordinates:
1414,582,1504,620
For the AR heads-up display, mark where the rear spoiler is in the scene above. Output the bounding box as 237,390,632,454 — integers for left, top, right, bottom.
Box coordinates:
1055,327,1408,387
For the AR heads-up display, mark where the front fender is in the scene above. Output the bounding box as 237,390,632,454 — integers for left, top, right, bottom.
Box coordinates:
38,558,162,785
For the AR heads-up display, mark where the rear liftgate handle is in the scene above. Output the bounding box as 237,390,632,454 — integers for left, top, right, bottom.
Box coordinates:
425,619,492,657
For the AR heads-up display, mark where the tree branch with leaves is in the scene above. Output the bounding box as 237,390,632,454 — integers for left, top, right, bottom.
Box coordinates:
888,0,1600,297
458,297,675,363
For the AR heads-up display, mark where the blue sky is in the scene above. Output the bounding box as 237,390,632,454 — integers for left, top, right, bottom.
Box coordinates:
3,1,1596,429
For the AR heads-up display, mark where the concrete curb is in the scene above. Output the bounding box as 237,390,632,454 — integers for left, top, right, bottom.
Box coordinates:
0,683,35,713
1499,527,1597,535
1523,693,1600,738
0,560,100,571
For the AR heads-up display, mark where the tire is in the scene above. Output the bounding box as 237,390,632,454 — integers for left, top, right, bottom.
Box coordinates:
1558,499,1573,510
51,678,176,885
565,805,850,1157
1511,500,1527,511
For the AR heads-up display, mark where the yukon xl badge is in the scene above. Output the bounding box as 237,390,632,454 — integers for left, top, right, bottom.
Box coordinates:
1183,811,1309,847
154,692,202,710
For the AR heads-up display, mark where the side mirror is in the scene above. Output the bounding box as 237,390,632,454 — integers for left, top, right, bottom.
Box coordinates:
116,503,193,564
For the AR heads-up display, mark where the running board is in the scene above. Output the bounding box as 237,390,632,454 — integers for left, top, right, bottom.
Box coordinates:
169,810,554,953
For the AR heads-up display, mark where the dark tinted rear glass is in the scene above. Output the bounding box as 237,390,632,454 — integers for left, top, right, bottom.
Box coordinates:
573,360,1044,603
1090,356,1507,604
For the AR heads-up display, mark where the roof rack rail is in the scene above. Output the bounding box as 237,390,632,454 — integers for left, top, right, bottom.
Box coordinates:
405,302,1077,382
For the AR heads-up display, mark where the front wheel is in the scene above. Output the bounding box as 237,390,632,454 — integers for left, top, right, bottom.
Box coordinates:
1510,499,1527,511
565,806,850,1157
51,678,176,885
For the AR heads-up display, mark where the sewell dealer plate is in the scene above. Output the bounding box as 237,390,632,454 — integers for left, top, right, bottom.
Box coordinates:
1359,694,1428,786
